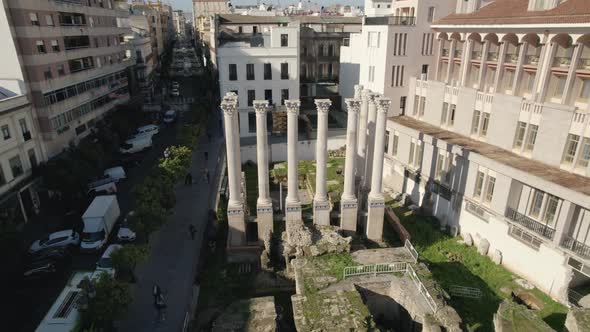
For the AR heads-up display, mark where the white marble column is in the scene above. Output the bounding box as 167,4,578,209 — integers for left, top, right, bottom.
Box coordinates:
313,99,332,226
366,97,391,241
363,93,378,190
356,89,370,182
285,99,302,223
253,100,273,241
341,98,361,233
221,97,246,246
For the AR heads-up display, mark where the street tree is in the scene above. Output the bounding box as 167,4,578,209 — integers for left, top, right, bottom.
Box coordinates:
111,245,149,282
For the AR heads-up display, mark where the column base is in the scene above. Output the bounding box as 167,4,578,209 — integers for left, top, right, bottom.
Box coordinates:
227,204,246,247
313,199,331,226
340,198,358,234
256,202,274,242
285,200,302,222
366,195,385,241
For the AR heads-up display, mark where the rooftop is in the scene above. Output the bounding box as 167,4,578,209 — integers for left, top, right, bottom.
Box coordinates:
434,0,590,26
0,86,17,101
218,14,362,25
389,116,590,197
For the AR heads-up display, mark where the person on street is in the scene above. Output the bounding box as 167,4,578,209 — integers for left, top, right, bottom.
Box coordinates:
204,151,208,161
185,172,192,185
155,293,167,323
202,168,209,183
189,224,196,240
152,284,161,304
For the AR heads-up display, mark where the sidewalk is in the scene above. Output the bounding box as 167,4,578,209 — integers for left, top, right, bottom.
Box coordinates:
117,109,222,332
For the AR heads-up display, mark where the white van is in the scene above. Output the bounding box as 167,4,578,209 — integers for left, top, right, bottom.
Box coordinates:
80,196,120,252
119,135,152,154
129,124,159,139
94,244,122,278
103,166,126,183
87,178,117,195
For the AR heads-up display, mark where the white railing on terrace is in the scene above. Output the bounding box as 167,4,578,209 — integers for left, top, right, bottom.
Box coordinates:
343,262,438,313
404,239,419,263
449,285,482,299
573,112,586,124
465,200,492,223
476,91,494,104
521,100,543,114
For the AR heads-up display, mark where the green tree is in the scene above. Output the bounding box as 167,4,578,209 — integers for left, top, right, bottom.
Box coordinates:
80,274,131,331
159,145,192,181
111,245,149,281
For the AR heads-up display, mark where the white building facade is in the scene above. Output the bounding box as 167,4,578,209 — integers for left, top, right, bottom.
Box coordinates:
340,0,456,115
217,26,300,137
383,0,590,304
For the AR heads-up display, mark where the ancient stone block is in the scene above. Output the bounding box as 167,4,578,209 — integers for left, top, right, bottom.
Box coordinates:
477,238,490,256
462,233,473,246
492,249,503,265
565,308,590,332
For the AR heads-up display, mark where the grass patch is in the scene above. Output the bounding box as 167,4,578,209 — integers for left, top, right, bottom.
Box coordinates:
384,202,567,331
307,252,355,282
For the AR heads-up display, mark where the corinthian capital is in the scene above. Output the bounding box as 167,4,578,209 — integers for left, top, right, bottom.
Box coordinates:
284,99,301,114
376,97,391,114
253,100,269,114
314,99,332,114
223,92,238,105
221,100,237,116
353,85,364,99
345,98,361,113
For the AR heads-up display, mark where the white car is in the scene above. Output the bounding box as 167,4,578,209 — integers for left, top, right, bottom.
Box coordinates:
29,230,80,253
172,81,179,88
94,244,122,278
117,211,137,242
103,166,126,183
129,124,159,139
171,88,180,97
163,110,177,124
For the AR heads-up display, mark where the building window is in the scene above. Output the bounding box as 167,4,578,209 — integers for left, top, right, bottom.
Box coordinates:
229,64,237,81
30,13,39,26
46,15,54,26
280,63,289,80
391,65,405,87
238,26,243,33
513,122,527,148
392,33,407,56
328,44,334,57
246,64,255,80
419,97,426,117
280,34,288,47
253,26,258,34
281,89,289,105
0,166,5,186
19,118,30,138
247,89,255,106
44,68,53,80
427,6,435,22
471,111,481,134
28,149,37,168
36,40,46,53
562,134,580,164
1,125,10,140
408,141,422,168
264,63,272,80
57,64,65,76
578,79,590,103
529,190,544,218
484,176,496,203
51,40,60,52
576,138,590,168
474,171,485,198
384,131,390,153
392,133,399,156
528,190,560,227
9,156,24,178
69,57,94,72
368,31,380,48
265,89,272,104
441,103,448,126
368,66,375,83
553,76,566,98
449,104,456,126
524,124,538,152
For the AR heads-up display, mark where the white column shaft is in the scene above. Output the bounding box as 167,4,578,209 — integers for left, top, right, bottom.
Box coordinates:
369,101,389,197
255,110,270,203
286,106,300,203
356,91,370,178
315,111,329,201
363,95,377,189
223,111,241,205
342,100,360,200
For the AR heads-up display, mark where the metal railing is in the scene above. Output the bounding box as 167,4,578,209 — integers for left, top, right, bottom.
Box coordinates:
465,201,491,223
505,54,519,64
404,239,419,263
553,56,571,68
471,50,482,60
442,49,450,57
365,16,416,26
449,285,482,299
568,288,584,307
508,225,543,250
505,207,555,240
561,236,590,260
406,264,438,313
487,52,498,61
343,262,407,279
525,55,540,65
578,58,590,70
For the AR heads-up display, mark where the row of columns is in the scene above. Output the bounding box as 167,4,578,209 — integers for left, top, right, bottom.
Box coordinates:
222,88,391,245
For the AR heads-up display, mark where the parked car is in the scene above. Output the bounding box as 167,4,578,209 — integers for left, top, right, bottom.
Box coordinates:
87,178,117,195
171,88,180,96
129,124,159,139
94,244,122,278
117,211,137,242
119,135,152,154
172,81,179,88
103,166,126,183
163,110,177,124
29,230,80,253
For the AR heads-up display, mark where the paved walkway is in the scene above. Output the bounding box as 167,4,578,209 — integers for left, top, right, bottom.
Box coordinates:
117,109,222,332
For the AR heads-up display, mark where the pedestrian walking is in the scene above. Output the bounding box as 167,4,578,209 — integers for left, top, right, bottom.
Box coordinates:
189,224,196,240
203,168,209,184
185,172,193,185
154,293,167,323
152,284,161,304
204,151,208,161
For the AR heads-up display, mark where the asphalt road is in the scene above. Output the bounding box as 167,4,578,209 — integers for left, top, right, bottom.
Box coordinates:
8,122,178,332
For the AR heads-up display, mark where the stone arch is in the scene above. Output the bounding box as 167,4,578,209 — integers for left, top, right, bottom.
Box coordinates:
502,33,519,46
468,33,482,43
483,33,499,45
521,33,541,47
551,33,573,49
576,34,590,48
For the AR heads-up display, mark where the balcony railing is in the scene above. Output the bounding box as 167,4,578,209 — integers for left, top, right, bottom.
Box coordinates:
578,58,590,70
505,207,555,240
553,57,571,68
525,55,540,65
487,52,498,62
561,237,590,260
365,16,416,26
471,51,482,60
505,54,519,64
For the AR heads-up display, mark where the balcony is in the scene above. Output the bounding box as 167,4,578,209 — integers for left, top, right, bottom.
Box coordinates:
364,16,416,26
553,57,571,68
561,236,590,260
505,207,555,240
505,54,519,64
578,58,590,70
486,52,498,62
454,49,462,58
471,51,482,60
525,55,540,66
442,49,450,57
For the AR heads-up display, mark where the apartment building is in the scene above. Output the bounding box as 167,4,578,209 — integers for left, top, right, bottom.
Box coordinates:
216,14,361,110
193,0,230,57
383,0,590,304
3,0,133,158
0,4,45,227
173,9,186,37
339,0,456,116
132,1,174,58
217,25,300,137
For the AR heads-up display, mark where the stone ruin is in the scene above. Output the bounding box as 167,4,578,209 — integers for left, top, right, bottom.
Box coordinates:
211,296,277,332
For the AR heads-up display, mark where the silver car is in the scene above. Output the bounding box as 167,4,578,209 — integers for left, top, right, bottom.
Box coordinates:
29,230,80,253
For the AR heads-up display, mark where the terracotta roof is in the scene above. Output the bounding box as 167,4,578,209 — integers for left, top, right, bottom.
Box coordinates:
435,0,590,26
193,0,227,2
389,116,590,197
218,14,361,25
